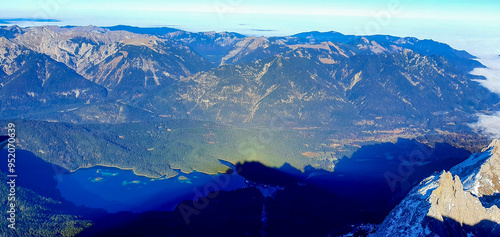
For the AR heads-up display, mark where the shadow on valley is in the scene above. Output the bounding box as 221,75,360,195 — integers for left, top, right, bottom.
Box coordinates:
1,148,108,217
78,138,472,237
424,216,500,237
0,149,70,200
78,187,265,237
233,138,472,236
0,140,472,236
479,193,500,209
0,149,106,226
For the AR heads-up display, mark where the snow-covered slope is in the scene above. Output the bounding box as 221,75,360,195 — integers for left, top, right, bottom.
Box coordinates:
372,139,500,237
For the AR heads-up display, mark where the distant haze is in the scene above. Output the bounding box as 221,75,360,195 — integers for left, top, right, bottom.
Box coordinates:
1,0,499,38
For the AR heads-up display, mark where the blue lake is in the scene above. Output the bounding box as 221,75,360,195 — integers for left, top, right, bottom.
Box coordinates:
55,161,246,213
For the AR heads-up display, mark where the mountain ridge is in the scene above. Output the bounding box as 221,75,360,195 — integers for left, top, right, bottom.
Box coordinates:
372,139,500,236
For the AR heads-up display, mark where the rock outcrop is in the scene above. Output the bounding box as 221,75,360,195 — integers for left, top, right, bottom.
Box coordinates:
372,139,500,236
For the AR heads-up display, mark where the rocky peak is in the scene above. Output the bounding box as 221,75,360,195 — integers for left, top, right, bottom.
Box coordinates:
427,171,500,226
12,25,155,74
451,138,500,197
219,36,270,65
484,138,500,152
372,139,500,236
0,25,23,38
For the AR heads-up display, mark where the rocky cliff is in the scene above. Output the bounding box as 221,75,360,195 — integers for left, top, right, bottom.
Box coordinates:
372,139,500,236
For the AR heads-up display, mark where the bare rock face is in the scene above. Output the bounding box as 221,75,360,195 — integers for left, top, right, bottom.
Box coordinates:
83,41,212,94
0,36,28,75
427,172,500,226
11,26,148,74
219,37,271,65
467,139,500,196
372,139,500,237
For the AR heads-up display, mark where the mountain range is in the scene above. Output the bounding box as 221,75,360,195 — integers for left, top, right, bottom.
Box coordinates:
0,25,497,130
1,24,500,236
0,24,497,178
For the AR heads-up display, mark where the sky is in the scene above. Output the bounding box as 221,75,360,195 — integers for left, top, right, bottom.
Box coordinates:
1,0,499,40
1,0,500,136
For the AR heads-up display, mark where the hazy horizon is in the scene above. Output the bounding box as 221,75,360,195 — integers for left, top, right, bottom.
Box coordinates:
1,0,499,40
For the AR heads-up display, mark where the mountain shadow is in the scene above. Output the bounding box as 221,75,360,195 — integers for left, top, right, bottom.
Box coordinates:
424,216,500,237
320,138,473,212
78,187,265,237
234,138,472,236
0,149,106,217
77,138,472,236
0,149,69,200
480,193,500,209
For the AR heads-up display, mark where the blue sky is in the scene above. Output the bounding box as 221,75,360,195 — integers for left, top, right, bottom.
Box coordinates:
1,0,499,40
